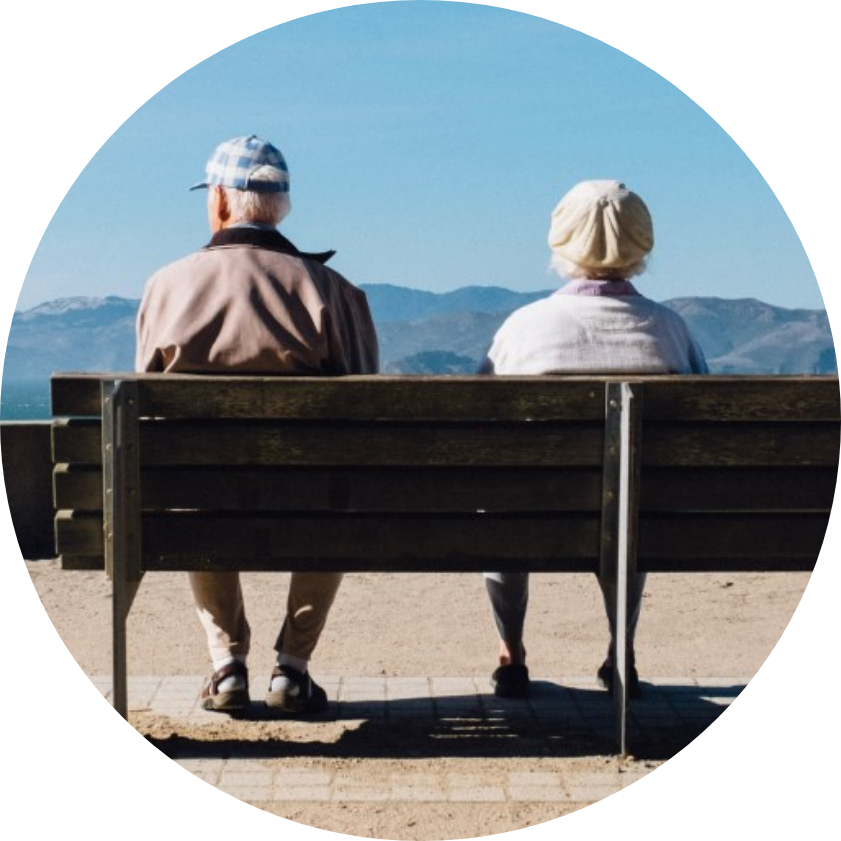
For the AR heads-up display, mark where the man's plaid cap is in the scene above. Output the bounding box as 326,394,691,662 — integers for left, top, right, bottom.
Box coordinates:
190,135,289,193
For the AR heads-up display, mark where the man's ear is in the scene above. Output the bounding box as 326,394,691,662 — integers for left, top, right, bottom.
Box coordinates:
215,186,231,224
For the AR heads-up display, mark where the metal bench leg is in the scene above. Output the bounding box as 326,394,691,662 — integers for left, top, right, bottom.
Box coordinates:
601,382,642,757
102,380,143,720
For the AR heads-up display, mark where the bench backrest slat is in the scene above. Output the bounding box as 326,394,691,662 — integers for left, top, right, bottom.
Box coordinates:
54,465,606,513
54,420,838,468
640,466,838,510
52,373,840,421
642,422,839,466
52,375,608,421
55,463,838,514
53,420,606,467
54,511,602,570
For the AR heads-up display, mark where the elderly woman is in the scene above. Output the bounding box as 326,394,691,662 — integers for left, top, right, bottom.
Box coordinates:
481,179,708,699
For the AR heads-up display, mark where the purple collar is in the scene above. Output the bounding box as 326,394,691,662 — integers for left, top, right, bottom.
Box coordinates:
557,279,640,297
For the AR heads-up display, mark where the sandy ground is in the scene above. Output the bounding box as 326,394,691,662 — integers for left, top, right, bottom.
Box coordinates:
28,561,809,838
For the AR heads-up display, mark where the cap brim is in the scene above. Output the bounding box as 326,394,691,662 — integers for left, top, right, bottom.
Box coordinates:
189,181,209,191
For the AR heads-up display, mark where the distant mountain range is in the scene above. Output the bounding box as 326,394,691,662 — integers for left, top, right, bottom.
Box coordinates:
2,284,836,381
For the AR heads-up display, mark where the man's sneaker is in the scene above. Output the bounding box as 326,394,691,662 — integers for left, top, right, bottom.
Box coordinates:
200,661,250,712
265,664,328,714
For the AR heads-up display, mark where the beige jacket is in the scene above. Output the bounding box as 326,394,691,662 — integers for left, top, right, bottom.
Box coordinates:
136,228,379,375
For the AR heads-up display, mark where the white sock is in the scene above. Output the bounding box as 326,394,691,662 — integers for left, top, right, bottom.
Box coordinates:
212,654,246,671
277,653,308,674
212,655,247,693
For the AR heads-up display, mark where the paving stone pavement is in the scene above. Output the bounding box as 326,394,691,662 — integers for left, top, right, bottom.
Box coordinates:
92,674,744,807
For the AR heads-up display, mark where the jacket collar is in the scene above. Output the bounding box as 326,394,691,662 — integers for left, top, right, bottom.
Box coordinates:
556,279,640,297
204,226,335,264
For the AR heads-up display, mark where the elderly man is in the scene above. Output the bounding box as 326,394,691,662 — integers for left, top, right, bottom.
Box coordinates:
136,135,379,714
481,179,707,699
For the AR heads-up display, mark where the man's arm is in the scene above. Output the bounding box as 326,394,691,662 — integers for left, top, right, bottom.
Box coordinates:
135,279,165,373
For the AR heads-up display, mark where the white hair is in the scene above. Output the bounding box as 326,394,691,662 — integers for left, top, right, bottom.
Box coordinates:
549,251,648,281
222,165,291,226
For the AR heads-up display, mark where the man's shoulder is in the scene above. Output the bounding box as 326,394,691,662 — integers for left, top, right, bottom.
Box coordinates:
139,251,197,303
302,258,368,299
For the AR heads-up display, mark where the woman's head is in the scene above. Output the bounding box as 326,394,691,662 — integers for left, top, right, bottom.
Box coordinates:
548,180,653,280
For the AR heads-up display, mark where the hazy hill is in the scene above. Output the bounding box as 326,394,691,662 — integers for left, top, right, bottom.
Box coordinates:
665,297,836,374
4,296,139,378
2,286,836,382
363,284,548,322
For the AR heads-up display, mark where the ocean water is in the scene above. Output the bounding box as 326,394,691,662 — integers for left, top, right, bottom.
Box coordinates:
1,378,51,420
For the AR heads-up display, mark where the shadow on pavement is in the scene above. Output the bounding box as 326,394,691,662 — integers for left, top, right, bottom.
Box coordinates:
145,681,742,762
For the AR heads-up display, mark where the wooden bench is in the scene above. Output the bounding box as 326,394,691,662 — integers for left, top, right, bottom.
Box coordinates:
51,373,840,754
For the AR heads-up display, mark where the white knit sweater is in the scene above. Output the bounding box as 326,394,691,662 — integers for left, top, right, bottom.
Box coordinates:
486,289,708,375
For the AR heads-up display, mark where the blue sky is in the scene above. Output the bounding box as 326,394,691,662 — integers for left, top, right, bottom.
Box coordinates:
17,1,822,311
